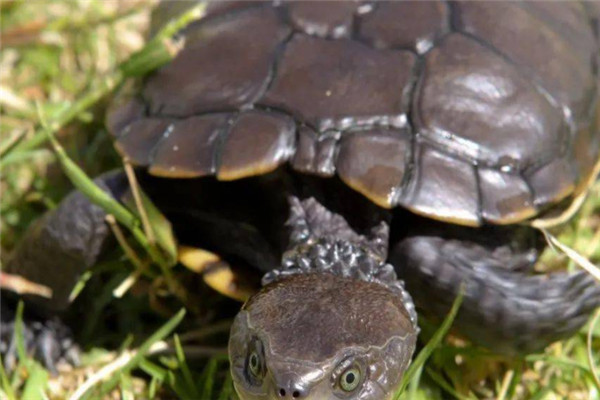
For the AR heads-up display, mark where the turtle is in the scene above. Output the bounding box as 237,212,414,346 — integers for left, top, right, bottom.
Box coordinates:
2,1,600,399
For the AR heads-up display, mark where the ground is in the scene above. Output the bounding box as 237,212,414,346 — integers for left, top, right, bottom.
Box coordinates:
1,1,599,399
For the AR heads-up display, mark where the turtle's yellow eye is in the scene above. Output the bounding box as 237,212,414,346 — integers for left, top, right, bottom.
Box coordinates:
339,365,361,392
248,350,261,377
245,338,266,386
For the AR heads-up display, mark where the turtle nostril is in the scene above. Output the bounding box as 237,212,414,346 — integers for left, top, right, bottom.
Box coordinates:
277,387,304,398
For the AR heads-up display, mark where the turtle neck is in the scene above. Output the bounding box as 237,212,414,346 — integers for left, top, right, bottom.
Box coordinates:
262,237,418,328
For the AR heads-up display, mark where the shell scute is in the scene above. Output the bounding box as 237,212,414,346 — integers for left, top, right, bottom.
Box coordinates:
150,114,230,178
261,35,416,132
525,158,577,208
478,168,535,224
359,0,449,53
570,106,600,194
287,0,358,39
115,119,174,166
401,146,479,226
415,33,566,170
454,0,596,123
143,7,291,117
292,126,338,177
336,129,411,209
217,111,296,181
106,95,145,138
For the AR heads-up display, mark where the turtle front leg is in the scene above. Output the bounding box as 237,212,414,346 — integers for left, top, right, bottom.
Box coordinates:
1,170,129,371
390,219,600,354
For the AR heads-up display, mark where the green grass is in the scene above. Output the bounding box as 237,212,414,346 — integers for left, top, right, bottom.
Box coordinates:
1,1,599,399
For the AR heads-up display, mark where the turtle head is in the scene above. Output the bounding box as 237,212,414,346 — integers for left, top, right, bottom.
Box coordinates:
229,273,417,400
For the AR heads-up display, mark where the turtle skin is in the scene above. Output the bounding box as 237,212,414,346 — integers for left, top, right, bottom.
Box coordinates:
3,0,600,373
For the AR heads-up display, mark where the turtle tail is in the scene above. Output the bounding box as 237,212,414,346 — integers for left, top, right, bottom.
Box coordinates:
390,224,600,355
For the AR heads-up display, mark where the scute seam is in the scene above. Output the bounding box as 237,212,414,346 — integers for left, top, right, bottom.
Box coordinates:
147,120,175,167
213,113,240,175
472,163,484,223
250,16,296,107
394,54,426,205
348,0,372,41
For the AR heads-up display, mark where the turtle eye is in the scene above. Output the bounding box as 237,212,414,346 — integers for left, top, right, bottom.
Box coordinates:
248,351,261,377
245,339,265,384
339,365,361,392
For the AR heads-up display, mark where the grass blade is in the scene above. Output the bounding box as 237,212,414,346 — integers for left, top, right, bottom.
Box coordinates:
173,334,199,398
37,103,180,292
37,103,139,235
425,367,473,400
540,229,600,282
395,287,465,397
217,372,235,400
70,309,185,400
0,355,17,400
199,356,221,399
587,310,600,391
407,364,424,400
121,186,178,266
20,363,48,400
97,309,186,396
14,301,28,369
119,2,206,77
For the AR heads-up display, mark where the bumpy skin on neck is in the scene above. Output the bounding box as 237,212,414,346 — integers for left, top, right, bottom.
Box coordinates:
270,195,417,326
264,239,418,327
230,196,418,399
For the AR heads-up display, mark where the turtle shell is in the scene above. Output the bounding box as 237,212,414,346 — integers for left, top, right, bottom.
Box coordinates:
107,1,600,226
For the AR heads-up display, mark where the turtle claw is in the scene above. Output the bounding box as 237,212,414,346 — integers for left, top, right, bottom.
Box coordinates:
34,320,80,374
1,307,79,374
